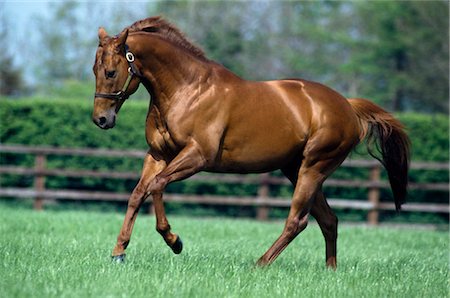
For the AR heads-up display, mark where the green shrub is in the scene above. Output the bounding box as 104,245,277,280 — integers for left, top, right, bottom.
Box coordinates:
2,98,447,157
399,113,449,161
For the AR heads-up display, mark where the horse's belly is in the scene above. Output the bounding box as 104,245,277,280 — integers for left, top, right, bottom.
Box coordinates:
213,127,306,173
214,152,297,173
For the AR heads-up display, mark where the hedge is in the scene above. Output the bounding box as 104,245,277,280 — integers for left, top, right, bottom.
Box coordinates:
0,98,448,220
1,98,448,159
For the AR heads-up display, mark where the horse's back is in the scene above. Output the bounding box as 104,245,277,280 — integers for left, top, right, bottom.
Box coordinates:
262,78,359,140
210,79,306,172
213,77,359,172
275,79,357,122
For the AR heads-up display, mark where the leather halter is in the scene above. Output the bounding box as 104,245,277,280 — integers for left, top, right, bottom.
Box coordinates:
94,45,141,101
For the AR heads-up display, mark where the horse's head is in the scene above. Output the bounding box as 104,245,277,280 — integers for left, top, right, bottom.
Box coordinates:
92,27,140,129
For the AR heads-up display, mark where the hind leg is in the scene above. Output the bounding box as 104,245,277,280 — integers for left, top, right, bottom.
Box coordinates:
282,164,338,269
257,156,343,266
311,190,338,269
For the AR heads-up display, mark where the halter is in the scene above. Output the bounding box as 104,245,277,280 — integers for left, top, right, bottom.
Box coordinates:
94,45,141,101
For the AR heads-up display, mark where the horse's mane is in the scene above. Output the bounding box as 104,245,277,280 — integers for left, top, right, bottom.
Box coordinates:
127,16,207,60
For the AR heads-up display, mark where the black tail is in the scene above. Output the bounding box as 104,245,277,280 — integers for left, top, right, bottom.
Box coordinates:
349,98,411,211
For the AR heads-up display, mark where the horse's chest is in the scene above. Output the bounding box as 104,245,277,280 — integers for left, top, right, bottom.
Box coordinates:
145,118,179,160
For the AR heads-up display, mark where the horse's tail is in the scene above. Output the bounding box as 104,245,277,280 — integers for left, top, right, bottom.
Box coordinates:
348,98,411,211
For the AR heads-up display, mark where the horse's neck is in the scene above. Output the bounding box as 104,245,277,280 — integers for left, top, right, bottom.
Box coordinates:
134,35,212,116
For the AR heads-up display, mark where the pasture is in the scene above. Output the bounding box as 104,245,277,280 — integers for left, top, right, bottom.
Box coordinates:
0,202,447,298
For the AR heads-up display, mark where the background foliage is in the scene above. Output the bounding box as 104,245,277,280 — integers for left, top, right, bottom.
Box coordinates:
1,98,449,161
1,1,448,113
1,98,448,223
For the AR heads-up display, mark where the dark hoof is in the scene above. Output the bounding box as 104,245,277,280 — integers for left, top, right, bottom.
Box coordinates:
255,256,272,268
112,254,126,263
171,236,183,254
256,259,268,267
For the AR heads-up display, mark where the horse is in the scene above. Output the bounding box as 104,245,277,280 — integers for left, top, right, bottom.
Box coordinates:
92,17,410,268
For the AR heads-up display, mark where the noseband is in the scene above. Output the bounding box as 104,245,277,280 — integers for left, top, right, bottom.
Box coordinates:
94,46,141,101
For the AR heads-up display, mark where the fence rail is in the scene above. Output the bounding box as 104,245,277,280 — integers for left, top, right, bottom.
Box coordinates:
0,144,448,224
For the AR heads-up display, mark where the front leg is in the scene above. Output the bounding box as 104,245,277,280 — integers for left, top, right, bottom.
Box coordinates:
111,153,166,261
148,140,207,253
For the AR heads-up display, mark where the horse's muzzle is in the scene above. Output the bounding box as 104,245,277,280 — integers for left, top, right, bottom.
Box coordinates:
93,114,116,129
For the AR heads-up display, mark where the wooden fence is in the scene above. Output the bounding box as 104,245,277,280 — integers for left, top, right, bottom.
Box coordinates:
0,144,448,224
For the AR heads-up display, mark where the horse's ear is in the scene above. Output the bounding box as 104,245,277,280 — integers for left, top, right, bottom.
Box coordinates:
116,29,129,49
98,27,108,41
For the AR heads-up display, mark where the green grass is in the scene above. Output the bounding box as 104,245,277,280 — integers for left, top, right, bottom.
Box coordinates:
0,203,448,298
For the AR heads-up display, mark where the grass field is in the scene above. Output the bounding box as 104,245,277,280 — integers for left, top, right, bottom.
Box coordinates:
0,202,448,298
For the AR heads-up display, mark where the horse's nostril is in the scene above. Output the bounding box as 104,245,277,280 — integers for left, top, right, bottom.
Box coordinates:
99,117,107,126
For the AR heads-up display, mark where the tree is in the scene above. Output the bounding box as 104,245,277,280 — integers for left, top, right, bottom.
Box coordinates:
156,1,248,77
5,1,446,113
33,1,95,84
33,1,149,86
355,1,449,112
0,3,24,96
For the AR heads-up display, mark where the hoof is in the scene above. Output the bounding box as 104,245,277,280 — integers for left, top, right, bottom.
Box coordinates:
255,259,269,267
326,257,337,270
255,255,272,267
171,236,183,254
112,254,126,263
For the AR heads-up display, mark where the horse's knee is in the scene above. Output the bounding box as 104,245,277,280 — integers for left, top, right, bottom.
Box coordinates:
147,176,168,195
299,215,309,231
284,216,308,240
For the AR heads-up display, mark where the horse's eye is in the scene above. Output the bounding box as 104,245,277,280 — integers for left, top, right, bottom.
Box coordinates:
106,70,116,78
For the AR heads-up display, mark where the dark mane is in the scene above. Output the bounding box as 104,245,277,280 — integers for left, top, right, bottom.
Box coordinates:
127,16,207,60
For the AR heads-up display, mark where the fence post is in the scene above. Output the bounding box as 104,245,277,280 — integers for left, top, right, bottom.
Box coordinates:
367,165,381,225
33,154,46,210
256,173,270,220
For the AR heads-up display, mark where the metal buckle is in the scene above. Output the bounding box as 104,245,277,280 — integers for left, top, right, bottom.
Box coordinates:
126,52,135,62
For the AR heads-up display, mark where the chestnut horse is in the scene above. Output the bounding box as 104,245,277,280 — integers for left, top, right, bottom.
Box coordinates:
92,17,410,268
